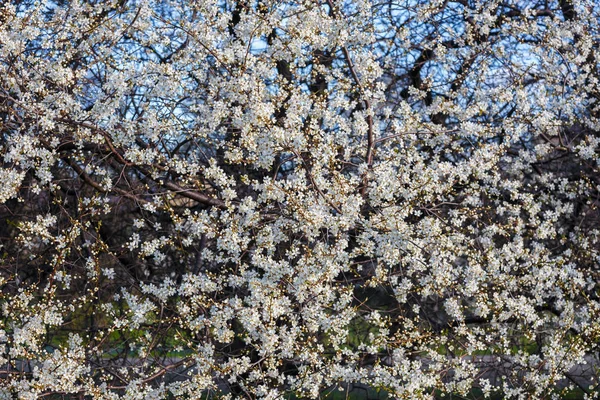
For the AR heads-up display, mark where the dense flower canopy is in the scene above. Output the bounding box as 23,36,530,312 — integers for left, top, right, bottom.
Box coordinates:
1,0,600,398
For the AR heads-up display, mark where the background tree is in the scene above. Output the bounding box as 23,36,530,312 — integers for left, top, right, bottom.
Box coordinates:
1,0,600,398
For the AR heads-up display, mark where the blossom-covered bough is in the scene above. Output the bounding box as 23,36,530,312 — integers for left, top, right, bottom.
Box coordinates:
1,0,600,398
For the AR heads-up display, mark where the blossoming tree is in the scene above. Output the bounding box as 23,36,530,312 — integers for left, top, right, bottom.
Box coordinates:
1,0,600,398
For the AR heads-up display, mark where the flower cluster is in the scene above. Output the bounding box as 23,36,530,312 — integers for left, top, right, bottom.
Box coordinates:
1,0,600,398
